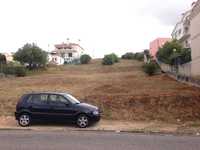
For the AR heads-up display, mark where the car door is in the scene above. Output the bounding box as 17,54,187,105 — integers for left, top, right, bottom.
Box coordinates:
47,94,78,121
28,94,51,120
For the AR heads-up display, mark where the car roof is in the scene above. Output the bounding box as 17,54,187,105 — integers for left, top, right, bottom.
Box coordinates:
26,92,69,95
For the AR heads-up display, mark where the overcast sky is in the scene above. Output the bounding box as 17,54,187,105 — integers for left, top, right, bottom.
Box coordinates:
0,0,193,58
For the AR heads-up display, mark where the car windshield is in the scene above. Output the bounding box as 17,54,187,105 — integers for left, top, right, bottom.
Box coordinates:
64,94,80,104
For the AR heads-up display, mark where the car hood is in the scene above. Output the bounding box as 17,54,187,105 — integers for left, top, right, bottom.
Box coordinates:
75,103,98,111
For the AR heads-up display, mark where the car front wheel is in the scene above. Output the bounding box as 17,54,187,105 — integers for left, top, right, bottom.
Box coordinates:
77,114,89,128
18,114,31,127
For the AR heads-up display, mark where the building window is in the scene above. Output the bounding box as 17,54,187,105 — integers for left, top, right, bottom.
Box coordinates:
68,53,73,57
178,29,182,35
185,27,189,33
61,52,65,58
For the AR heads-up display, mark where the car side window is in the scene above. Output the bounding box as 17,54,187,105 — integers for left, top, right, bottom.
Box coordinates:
49,95,69,107
29,94,48,105
59,96,69,104
26,95,33,103
49,95,57,103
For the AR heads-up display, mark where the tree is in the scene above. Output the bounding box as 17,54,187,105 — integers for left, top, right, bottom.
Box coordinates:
157,40,191,65
0,53,6,64
14,43,47,69
179,48,191,64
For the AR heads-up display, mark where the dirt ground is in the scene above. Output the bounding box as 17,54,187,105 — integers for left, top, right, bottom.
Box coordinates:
0,59,200,123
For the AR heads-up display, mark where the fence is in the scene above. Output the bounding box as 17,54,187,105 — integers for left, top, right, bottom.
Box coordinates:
157,58,200,87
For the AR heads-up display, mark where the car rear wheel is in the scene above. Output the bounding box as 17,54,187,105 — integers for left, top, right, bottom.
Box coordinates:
77,114,89,128
18,114,31,127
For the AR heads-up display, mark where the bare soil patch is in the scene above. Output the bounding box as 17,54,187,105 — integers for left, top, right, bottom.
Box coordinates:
0,59,200,123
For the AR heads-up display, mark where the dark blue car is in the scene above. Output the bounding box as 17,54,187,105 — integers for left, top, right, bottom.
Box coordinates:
15,92,101,128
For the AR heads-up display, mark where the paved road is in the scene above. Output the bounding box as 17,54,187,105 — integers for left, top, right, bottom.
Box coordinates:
0,130,199,150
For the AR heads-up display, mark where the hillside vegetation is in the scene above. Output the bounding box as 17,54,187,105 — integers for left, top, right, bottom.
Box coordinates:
0,59,200,123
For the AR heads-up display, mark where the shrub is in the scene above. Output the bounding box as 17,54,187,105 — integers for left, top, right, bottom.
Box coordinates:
135,52,144,61
143,62,158,76
121,52,135,59
2,66,15,75
102,53,120,65
110,53,119,63
2,65,26,77
102,55,114,65
15,66,26,77
80,54,91,64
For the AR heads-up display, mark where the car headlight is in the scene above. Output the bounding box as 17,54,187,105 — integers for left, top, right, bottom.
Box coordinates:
92,110,99,115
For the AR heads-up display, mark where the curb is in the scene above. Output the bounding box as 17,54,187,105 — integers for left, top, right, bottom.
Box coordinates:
0,127,199,137
0,128,32,131
75,129,200,136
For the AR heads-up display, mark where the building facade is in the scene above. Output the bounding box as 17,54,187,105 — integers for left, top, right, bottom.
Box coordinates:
149,38,171,59
3,52,14,62
171,10,191,48
47,52,64,65
50,42,85,64
190,0,200,76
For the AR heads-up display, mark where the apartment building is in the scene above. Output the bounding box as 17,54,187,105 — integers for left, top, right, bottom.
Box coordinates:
190,0,200,76
149,38,171,59
171,10,191,48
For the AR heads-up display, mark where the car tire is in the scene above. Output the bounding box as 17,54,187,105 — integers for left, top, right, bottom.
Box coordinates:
18,113,31,127
76,114,89,128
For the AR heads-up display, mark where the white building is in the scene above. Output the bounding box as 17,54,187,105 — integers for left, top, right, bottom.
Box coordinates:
52,42,84,64
2,52,14,62
47,52,64,65
171,10,191,48
190,0,200,76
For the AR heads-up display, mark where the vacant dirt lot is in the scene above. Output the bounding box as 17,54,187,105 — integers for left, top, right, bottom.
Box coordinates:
0,59,200,123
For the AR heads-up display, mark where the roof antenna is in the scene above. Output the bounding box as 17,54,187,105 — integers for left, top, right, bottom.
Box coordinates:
67,38,70,44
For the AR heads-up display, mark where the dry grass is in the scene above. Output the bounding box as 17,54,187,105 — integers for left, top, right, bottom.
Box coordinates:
0,59,200,123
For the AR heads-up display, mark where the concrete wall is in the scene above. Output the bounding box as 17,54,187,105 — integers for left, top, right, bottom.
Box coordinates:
191,0,200,76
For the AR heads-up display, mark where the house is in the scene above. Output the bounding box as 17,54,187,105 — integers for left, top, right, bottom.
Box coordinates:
52,42,84,64
47,52,64,65
190,0,200,76
2,52,14,62
149,38,171,59
171,9,192,48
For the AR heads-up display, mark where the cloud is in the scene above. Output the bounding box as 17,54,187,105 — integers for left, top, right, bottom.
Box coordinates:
0,0,195,57
137,0,193,26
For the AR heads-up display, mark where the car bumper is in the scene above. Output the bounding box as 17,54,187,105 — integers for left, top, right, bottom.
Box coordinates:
89,114,101,122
